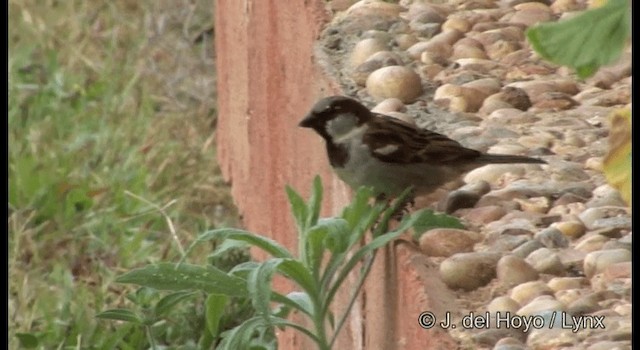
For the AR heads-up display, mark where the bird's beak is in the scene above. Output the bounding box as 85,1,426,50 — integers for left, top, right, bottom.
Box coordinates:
298,113,315,128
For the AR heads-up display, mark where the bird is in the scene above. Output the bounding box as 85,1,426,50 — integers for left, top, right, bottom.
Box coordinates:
299,95,546,201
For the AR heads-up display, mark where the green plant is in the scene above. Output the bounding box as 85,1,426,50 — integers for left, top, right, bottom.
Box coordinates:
101,176,462,349
526,0,630,79
9,2,237,348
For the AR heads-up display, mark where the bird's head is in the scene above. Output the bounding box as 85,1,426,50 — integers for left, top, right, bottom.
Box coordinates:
299,96,372,140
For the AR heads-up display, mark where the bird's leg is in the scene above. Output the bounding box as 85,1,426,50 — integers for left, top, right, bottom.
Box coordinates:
392,191,416,220
370,190,416,234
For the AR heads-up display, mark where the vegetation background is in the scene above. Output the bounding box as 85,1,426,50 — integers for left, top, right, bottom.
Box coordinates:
9,1,240,348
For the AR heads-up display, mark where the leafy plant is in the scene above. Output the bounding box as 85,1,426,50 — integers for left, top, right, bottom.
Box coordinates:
100,176,463,349
526,0,630,79
602,107,631,206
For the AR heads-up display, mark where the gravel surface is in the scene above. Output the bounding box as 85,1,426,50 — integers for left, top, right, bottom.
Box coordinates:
318,1,631,349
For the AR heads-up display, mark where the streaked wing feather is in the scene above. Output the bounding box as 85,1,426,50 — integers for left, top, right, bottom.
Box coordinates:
363,113,481,164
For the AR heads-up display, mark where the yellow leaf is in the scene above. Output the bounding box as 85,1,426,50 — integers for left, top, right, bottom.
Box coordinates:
602,107,631,207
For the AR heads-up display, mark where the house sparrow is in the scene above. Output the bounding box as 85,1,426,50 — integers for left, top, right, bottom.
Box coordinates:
299,95,546,199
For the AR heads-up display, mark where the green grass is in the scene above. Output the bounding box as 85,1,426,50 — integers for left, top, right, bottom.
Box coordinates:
9,1,238,348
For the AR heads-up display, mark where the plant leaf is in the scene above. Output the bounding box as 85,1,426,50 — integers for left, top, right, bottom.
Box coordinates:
276,259,317,297
306,175,324,228
205,294,229,338
154,290,198,317
219,316,319,350
95,309,144,324
410,209,465,238
526,0,630,79
116,262,248,296
283,291,313,316
248,260,280,325
185,228,293,261
15,333,39,348
286,184,308,232
602,107,631,206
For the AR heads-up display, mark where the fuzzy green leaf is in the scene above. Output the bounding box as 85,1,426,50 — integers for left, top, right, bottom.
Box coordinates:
186,228,293,261
116,263,248,296
205,294,229,338
526,0,629,78
95,309,144,324
410,209,465,238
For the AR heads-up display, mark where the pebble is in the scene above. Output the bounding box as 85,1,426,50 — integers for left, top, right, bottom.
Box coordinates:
557,248,585,272
489,234,530,252
496,254,539,286
586,341,632,350
439,189,482,213
575,234,610,253
418,63,445,80
601,239,630,251
585,193,628,208
498,87,532,111
429,28,465,46
583,249,632,278
580,87,630,107
507,80,579,105
351,52,404,86
534,227,569,248
510,281,554,305
525,247,565,275
410,22,441,38
584,156,604,171
531,92,579,111
567,291,615,315
485,40,521,61
589,217,632,233
487,296,521,314
493,337,526,350
547,276,588,292
393,33,419,50
548,202,587,217
515,295,564,316
439,252,502,290
464,205,507,225
486,108,538,125
366,65,423,103
433,83,487,112
419,41,453,65
464,164,526,185
484,218,533,235
613,303,631,317
602,261,631,281
526,327,578,349
418,228,478,257
578,207,630,230
372,97,405,114
513,196,549,214
553,192,589,206
350,37,389,68
511,239,544,258
452,42,488,59
551,220,586,239
473,329,525,348
554,288,586,306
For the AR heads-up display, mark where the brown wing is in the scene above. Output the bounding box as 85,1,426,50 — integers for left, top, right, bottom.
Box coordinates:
362,113,481,164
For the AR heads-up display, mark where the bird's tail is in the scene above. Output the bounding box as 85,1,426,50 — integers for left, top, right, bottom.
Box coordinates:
476,154,546,164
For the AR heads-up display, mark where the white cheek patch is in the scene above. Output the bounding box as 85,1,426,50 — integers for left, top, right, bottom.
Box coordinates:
373,144,399,155
326,114,358,138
